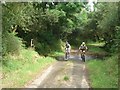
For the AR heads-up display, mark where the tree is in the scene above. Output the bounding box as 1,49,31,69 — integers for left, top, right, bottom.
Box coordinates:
2,2,34,55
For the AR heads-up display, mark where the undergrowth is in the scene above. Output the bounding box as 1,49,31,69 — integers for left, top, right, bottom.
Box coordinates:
86,55,118,88
2,48,56,88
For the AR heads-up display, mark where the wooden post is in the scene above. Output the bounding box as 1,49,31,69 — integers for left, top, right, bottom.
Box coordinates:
31,39,34,47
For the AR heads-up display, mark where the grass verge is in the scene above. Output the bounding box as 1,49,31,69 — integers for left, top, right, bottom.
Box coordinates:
86,42,118,88
87,42,106,54
51,51,64,57
86,55,118,88
2,48,56,88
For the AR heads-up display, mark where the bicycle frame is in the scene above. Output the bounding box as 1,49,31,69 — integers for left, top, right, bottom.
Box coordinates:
65,48,70,60
80,50,86,62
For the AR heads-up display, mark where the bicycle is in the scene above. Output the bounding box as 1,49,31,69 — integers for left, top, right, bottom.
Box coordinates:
81,50,85,62
78,49,86,62
65,48,70,60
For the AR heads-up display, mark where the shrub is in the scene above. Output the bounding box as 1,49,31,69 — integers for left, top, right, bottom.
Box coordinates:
2,32,23,56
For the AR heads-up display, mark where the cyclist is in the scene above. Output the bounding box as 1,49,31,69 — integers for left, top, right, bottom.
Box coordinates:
79,42,88,61
65,41,71,60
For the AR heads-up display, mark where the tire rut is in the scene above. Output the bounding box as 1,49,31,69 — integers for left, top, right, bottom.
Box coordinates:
26,53,91,88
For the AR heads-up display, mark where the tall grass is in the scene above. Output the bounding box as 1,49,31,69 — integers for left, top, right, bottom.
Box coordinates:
2,48,56,88
86,42,118,88
86,55,118,88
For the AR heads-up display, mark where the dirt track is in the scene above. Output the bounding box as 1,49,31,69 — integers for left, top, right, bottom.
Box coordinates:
26,51,93,88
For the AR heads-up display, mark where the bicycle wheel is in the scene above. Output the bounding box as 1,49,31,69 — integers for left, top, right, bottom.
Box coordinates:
81,54,85,62
65,52,68,60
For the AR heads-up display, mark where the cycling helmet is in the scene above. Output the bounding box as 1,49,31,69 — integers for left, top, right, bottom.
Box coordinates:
82,42,85,45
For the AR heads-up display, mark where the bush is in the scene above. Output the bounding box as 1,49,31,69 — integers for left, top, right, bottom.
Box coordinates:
35,33,62,56
2,32,23,55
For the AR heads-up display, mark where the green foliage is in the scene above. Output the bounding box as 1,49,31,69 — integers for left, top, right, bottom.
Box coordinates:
3,2,119,56
81,2,119,53
63,75,69,81
2,32,23,55
96,3,119,52
2,2,34,55
2,2,119,88
112,26,120,53
88,44,105,54
2,2,34,31
86,55,118,88
2,2,89,56
2,48,56,87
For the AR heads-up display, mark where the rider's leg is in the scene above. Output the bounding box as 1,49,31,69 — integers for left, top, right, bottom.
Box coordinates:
78,49,80,56
82,50,86,62
68,49,70,58
65,48,67,60
80,50,83,58
65,52,68,60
